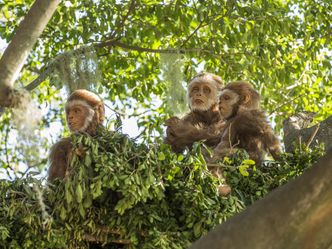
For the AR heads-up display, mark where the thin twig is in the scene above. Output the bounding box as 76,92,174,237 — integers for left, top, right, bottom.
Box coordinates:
104,102,151,118
181,21,204,48
109,0,136,39
269,93,306,116
206,163,237,169
306,123,320,148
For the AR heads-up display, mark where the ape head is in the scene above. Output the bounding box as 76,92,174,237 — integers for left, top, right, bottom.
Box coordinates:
219,81,260,119
187,72,224,111
65,89,105,134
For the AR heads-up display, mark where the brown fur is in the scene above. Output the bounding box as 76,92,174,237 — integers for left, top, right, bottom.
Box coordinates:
214,82,281,164
165,103,225,152
47,137,72,181
47,89,104,182
164,72,225,153
164,73,230,195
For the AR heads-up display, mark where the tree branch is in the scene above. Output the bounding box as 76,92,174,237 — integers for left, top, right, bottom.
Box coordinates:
0,0,60,107
109,0,137,39
96,39,223,56
269,93,305,116
25,66,52,91
181,21,204,48
23,39,226,93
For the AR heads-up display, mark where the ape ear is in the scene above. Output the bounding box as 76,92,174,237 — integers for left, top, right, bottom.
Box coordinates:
95,103,104,123
242,94,250,104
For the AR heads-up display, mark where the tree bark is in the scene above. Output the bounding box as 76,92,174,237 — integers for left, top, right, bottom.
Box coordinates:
190,150,332,249
0,0,60,107
283,113,332,153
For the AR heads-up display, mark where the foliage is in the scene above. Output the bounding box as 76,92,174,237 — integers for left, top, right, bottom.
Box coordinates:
0,0,331,176
0,128,325,248
0,1,330,247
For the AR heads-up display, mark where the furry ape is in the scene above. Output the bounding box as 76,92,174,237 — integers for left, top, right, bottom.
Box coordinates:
213,81,281,164
165,72,225,153
47,89,105,182
165,72,230,195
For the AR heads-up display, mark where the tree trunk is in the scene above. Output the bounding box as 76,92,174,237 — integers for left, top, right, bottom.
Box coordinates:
0,0,60,107
283,113,332,153
190,150,332,249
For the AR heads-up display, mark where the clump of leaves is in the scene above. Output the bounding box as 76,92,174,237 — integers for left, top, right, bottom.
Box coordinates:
0,128,325,249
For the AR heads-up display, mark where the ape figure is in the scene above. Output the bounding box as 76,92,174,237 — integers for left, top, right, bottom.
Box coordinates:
165,72,230,195
164,72,225,153
213,81,281,164
47,89,105,182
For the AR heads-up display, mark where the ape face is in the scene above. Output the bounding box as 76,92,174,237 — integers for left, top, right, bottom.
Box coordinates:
48,89,104,182
218,81,261,120
66,102,94,132
188,81,219,111
218,89,240,119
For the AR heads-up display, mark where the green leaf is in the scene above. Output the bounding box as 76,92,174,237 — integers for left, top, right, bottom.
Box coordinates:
158,152,166,161
76,184,83,203
65,189,73,205
60,206,67,220
78,203,85,218
83,195,92,208
241,159,256,165
239,165,249,177
193,222,202,238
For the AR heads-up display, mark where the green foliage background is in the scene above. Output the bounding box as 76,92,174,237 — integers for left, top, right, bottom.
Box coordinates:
0,0,331,248
0,128,324,248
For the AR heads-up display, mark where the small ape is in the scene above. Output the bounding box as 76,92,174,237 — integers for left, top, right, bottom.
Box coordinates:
165,72,225,153
213,81,281,164
47,89,105,182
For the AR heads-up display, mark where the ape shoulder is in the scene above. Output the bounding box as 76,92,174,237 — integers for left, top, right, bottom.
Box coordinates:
47,137,73,182
230,110,270,135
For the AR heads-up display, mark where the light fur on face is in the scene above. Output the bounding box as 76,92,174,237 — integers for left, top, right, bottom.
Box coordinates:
66,100,95,132
190,96,217,111
219,89,240,118
188,75,221,111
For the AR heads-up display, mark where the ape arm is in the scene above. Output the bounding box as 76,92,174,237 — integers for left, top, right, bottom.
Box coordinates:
47,137,72,182
264,131,282,161
211,123,239,162
165,118,206,153
213,110,281,164
165,116,224,153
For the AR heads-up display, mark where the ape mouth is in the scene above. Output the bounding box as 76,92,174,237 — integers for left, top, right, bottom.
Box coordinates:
68,123,77,129
194,99,204,104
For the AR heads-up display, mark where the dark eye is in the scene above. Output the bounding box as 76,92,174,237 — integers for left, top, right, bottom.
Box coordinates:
223,95,230,100
203,87,211,94
192,87,199,92
74,108,81,114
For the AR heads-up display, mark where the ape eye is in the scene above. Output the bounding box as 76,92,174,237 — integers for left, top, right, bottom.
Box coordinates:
223,95,230,100
203,87,211,94
74,108,81,113
192,87,199,92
